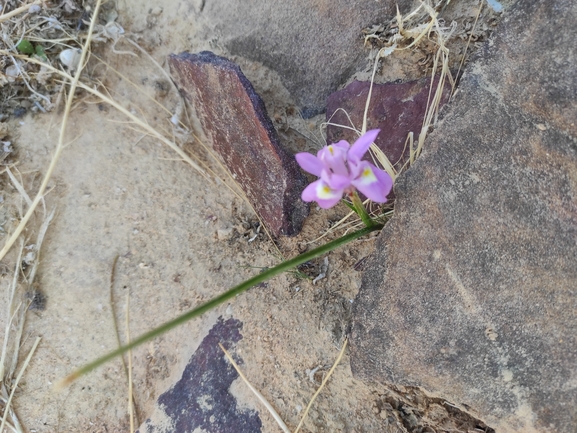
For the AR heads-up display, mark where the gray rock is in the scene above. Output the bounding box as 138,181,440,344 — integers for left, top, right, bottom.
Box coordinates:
350,1,577,432
201,0,414,116
169,51,309,237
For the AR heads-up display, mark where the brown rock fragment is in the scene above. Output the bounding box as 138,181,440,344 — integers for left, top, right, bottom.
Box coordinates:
326,77,451,171
169,51,308,237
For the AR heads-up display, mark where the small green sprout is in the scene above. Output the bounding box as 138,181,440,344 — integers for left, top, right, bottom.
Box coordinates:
16,39,35,55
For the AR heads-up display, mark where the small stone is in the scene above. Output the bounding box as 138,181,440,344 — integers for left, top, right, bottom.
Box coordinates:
169,51,309,237
217,227,233,241
59,48,81,70
149,6,162,15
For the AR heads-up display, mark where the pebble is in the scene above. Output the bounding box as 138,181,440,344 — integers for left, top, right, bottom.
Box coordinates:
217,227,233,241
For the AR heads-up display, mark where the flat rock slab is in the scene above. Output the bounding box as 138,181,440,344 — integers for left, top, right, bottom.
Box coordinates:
326,78,451,171
351,1,577,432
169,51,308,237
201,0,413,116
138,317,262,432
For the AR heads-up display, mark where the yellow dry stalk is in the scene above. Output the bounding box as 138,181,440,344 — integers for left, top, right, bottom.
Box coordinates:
219,344,291,433
293,339,348,433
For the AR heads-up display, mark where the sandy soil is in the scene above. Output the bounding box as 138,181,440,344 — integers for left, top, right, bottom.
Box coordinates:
0,1,506,432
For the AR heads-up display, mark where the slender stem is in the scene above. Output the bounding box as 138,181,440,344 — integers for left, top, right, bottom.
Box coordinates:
60,224,382,386
350,191,376,228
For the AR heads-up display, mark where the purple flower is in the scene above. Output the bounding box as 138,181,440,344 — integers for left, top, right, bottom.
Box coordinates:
295,129,393,209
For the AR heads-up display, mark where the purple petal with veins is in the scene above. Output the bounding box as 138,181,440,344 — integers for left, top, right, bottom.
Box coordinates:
301,179,343,209
318,144,348,176
295,152,324,177
321,170,351,190
348,129,380,163
351,161,392,203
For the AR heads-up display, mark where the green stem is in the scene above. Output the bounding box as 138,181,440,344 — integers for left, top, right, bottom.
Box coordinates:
351,191,376,228
62,224,383,385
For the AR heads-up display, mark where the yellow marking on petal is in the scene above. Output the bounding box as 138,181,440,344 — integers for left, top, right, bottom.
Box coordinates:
317,183,339,199
359,167,378,184
328,146,334,155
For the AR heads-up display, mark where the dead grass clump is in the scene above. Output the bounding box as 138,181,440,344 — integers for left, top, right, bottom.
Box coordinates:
0,0,125,118
0,204,52,433
362,0,502,80
1,0,79,116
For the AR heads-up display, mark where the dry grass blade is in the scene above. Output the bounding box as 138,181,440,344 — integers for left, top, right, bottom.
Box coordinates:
0,0,103,262
293,339,348,433
5,168,32,210
0,0,41,24
0,336,41,433
362,46,397,180
0,240,24,383
0,392,20,433
25,208,56,287
219,344,291,433
456,0,483,80
6,303,24,385
30,57,206,178
108,257,139,428
123,37,173,83
125,293,136,432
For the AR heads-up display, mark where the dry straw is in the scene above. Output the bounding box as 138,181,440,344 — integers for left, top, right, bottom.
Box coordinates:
219,343,291,433
293,339,348,433
0,0,105,261
220,338,348,433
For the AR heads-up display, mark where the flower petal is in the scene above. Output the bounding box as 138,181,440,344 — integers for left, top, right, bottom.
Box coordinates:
348,129,380,163
318,143,349,176
321,170,351,190
302,179,322,202
331,140,350,152
351,161,393,203
301,179,343,209
295,152,324,176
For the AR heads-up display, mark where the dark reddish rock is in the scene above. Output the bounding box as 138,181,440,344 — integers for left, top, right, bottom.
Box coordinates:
200,0,414,116
351,1,577,433
326,78,451,171
137,317,262,433
169,51,308,237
